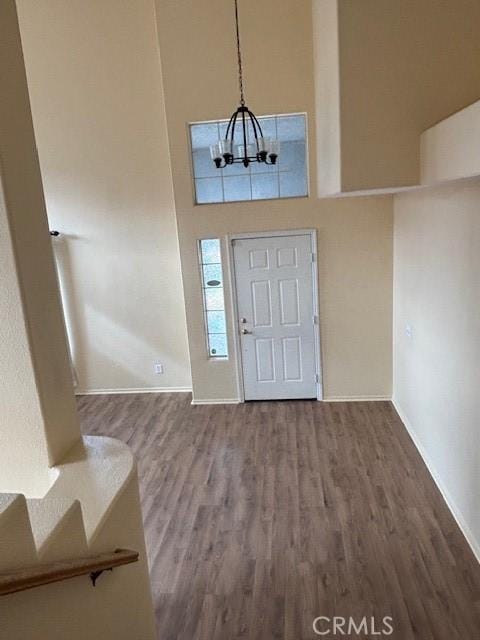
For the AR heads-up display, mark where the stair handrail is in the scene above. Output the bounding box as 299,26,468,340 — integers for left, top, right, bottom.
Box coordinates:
0,548,138,596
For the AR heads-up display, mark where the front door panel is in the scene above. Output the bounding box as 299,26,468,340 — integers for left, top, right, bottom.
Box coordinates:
233,234,317,400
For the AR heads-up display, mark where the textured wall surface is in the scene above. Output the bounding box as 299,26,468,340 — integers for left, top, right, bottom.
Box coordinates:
394,178,480,558
0,0,79,491
17,0,191,393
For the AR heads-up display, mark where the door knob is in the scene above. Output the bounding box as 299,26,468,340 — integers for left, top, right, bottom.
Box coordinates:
241,328,251,335
240,317,247,324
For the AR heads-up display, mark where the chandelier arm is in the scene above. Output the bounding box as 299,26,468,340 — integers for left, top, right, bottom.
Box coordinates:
248,110,264,138
229,110,240,157
225,110,237,140
247,110,263,149
241,107,248,165
234,0,245,106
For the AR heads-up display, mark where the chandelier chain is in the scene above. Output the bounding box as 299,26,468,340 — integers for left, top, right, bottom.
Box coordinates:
234,0,245,106
210,0,279,168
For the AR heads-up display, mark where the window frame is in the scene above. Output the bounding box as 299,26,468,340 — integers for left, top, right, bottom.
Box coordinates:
187,112,310,206
197,238,229,360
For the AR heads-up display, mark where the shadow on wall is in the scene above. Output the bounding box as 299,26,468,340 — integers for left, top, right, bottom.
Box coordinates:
52,233,166,389
51,231,190,392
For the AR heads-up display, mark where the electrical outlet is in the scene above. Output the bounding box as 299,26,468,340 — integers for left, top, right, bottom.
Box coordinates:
154,363,164,375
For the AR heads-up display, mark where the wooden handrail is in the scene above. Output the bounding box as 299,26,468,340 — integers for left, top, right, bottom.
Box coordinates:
0,548,138,596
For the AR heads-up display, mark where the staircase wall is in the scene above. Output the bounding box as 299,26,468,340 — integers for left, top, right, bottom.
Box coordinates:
0,0,80,492
0,473,156,640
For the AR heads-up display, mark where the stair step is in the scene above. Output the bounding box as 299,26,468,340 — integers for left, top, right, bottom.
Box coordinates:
27,498,88,562
0,494,37,570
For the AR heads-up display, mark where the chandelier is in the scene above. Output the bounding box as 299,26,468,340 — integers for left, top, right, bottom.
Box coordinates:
210,0,280,169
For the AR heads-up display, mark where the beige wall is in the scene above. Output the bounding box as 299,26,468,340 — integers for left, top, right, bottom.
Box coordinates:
313,0,480,193
393,179,480,558
16,0,395,401
17,0,191,393
0,171,57,495
0,0,80,491
313,0,341,196
156,0,393,402
421,99,480,185
176,198,393,402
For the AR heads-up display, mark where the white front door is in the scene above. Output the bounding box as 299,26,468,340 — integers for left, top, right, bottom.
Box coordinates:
233,233,318,400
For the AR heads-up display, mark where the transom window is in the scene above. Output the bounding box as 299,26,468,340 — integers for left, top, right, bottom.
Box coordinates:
198,239,228,359
190,113,308,205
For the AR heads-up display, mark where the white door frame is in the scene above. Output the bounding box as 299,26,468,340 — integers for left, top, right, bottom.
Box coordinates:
226,228,323,402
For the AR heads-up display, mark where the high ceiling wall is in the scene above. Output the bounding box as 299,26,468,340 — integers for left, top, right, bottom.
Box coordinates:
393,177,480,560
16,0,401,401
155,0,394,402
1,0,80,490
314,0,480,194
16,0,191,393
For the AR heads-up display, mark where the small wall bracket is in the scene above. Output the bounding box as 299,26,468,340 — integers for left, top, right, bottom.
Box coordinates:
89,567,113,587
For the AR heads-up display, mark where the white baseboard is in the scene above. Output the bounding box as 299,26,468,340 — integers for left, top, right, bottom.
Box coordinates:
191,398,241,405
75,390,388,402
76,386,192,396
191,396,391,405
323,395,391,402
393,398,480,564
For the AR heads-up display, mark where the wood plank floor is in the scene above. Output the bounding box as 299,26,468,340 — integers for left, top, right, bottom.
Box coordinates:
77,394,480,639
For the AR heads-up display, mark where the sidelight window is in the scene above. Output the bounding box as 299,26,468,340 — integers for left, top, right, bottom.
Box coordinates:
198,238,228,358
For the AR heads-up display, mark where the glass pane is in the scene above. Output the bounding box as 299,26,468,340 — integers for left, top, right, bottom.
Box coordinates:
200,238,221,264
207,310,226,334
205,287,224,311
195,177,223,204
190,122,219,150
198,237,228,359
224,159,251,176
251,173,279,200
193,149,218,179
277,114,305,142
250,158,278,175
279,140,306,172
218,121,228,138
202,263,222,287
279,170,308,198
256,116,277,140
223,175,251,202
208,333,227,357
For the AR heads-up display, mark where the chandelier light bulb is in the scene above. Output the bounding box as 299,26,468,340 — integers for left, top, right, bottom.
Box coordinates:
210,143,221,160
268,139,280,164
219,139,233,163
257,137,270,152
210,143,223,168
